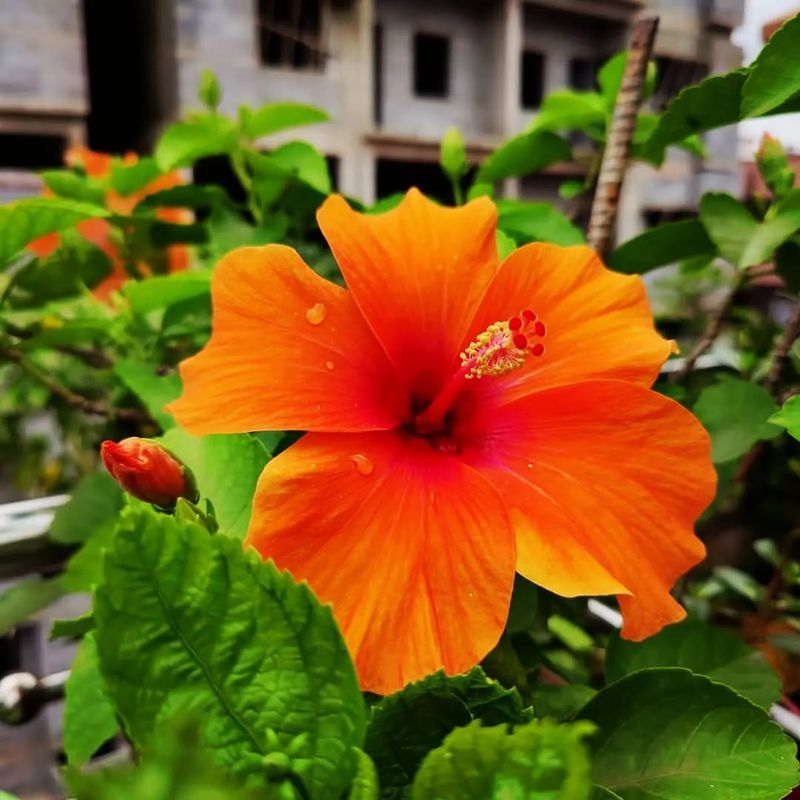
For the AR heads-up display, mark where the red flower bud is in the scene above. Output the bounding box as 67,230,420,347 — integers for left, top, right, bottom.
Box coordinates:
100,437,197,508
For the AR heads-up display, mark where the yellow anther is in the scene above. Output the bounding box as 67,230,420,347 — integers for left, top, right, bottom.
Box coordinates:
460,321,529,379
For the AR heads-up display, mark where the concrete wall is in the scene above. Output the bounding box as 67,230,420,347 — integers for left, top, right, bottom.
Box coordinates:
0,0,86,115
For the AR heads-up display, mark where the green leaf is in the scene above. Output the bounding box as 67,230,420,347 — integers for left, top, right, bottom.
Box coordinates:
496,230,516,260
241,101,329,139
477,132,572,183
198,69,222,110
50,610,95,641
250,141,332,196
0,197,109,266
365,667,532,799
756,135,795,197
49,472,124,545
698,193,758,268
94,505,365,795
109,157,162,196
67,716,262,800
64,633,119,765
547,615,593,653
114,359,182,430
497,200,584,246
604,619,780,709
41,170,105,205
770,394,800,440
742,13,800,118
713,566,765,604
135,184,229,211
349,749,380,800
507,574,539,634
597,53,657,111
0,576,65,636
607,218,716,274
581,668,798,800
410,719,595,800
155,116,239,171
158,428,268,537
693,378,782,463
592,789,623,800
123,272,211,314
440,127,467,182
529,91,606,135
531,685,596,722
643,71,747,163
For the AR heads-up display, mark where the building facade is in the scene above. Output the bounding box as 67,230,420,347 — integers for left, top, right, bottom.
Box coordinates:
0,0,744,245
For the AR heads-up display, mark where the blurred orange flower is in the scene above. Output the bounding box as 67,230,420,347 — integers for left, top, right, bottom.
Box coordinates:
28,146,190,301
168,189,716,694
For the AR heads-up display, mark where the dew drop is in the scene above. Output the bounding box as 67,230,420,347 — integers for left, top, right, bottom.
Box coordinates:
305,302,327,325
325,360,334,370
527,463,533,469
350,453,373,476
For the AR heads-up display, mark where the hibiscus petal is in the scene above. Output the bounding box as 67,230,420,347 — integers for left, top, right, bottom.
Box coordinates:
460,380,715,640
246,429,516,694
317,190,500,398
168,245,406,434
465,243,674,405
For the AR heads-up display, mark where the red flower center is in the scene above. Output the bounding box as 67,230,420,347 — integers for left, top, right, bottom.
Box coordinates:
414,309,546,437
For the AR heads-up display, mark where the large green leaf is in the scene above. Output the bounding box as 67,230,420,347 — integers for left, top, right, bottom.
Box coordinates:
155,116,239,171
41,170,105,205
742,13,800,118
158,428,268,537
770,394,800,440
241,101,329,139
365,668,531,799
607,219,716,274
698,193,759,268
476,132,572,183
581,668,798,800
410,719,595,800
0,576,65,636
0,197,109,266
63,633,119,765
94,505,366,796
693,378,782,463
48,472,123,545
109,157,162,196
604,619,780,709
497,200,584,246
113,359,182,430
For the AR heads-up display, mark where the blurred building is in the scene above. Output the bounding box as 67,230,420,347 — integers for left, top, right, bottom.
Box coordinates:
0,0,744,238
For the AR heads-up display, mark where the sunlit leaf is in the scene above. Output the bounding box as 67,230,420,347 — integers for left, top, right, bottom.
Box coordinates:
241,101,329,139
94,505,365,795
770,394,800,440
742,13,800,117
113,359,182,431
497,200,584,246
155,115,239,171
63,633,119,765
123,272,211,314
158,428,269,537
477,132,571,183
410,719,595,800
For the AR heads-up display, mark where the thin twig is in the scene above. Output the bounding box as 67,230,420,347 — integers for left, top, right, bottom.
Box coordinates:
765,300,800,397
673,272,746,382
587,16,659,257
0,345,150,423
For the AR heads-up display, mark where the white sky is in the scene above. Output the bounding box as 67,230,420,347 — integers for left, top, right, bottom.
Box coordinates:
734,0,800,155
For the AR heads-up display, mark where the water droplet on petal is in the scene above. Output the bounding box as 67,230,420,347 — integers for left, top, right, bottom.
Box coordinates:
325,360,334,370
305,302,327,325
350,454,373,476
527,463,533,469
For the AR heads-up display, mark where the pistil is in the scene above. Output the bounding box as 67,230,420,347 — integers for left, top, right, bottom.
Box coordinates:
414,310,545,435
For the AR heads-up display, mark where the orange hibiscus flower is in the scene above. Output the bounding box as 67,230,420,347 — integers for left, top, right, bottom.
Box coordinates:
168,189,716,694
28,146,190,302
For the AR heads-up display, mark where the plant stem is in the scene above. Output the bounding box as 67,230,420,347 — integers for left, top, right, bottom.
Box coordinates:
765,300,800,397
0,344,150,423
450,177,464,206
587,16,659,257
230,149,263,224
673,271,746,382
